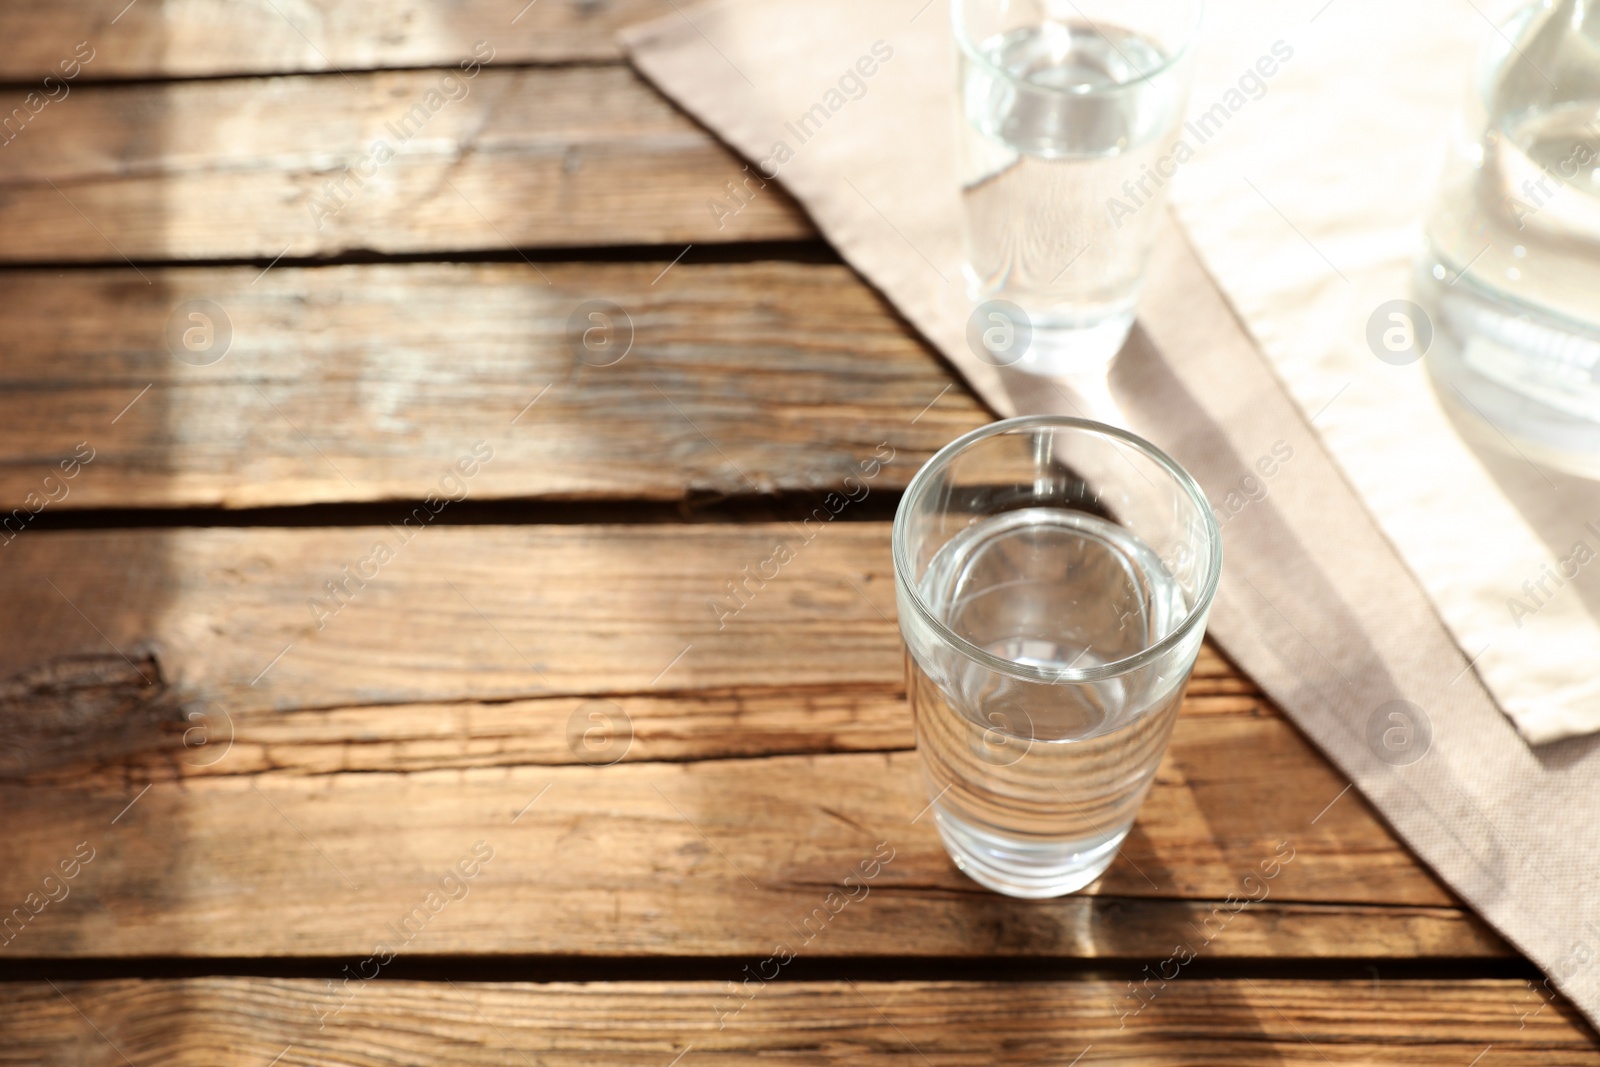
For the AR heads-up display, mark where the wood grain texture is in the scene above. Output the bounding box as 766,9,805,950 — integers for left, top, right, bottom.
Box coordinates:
0,524,1503,957
0,0,669,78
0,647,1261,783
0,745,1493,960
3,668,1497,959
1,524,904,713
0,66,810,262
0,262,984,508
3,978,1590,1065
0,520,1441,783
0,753,1496,958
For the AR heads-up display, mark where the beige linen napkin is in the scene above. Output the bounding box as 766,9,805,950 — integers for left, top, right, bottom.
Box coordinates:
621,0,1600,1026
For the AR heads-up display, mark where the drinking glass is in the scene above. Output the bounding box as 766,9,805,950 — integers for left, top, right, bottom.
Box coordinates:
954,0,1201,376
893,416,1221,897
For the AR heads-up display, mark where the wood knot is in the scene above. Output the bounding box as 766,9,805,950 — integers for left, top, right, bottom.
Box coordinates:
0,651,181,781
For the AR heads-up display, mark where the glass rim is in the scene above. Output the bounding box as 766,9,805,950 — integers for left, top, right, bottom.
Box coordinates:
950,0,1204,99
891,415,1223,685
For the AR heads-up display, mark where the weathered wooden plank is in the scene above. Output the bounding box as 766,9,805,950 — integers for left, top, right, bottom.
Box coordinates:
3,978,1590,1065
1,638,1478,939
0,262,985,509
0,523,1497,954
0,524,1400,737
0,728,1497,957
0,67,810,262
0,0,666,79
1,524,902,712
0,524,1459,905
0,646,1263,784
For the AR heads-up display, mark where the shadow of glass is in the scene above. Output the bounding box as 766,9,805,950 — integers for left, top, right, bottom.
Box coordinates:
990,322,1532,921
1433,395,1600,772
1436,390,1600,624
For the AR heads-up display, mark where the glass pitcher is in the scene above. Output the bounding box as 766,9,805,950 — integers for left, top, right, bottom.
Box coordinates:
1416,0,1600,477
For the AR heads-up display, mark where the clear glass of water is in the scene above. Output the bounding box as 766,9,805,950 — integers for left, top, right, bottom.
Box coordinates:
954,0,1201,376
893,416,1221,898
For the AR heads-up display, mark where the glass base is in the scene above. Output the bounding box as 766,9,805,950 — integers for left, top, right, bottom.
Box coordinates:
931,804,1129,899
1415,256,1600,481
1009,311,1134,379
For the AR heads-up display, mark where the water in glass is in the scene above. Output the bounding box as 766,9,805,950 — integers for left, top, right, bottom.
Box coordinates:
958,24,1186,370
908,507,1189,896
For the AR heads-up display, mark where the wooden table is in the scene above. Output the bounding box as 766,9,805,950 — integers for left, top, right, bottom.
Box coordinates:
0,4,1594,1063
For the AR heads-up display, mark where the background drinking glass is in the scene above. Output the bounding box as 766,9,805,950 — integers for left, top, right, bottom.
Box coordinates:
893,416,1221,898
954,0,1201,376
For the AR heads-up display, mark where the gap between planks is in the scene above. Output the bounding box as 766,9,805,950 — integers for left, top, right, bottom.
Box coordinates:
0,67,811,262
0,1,677,79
